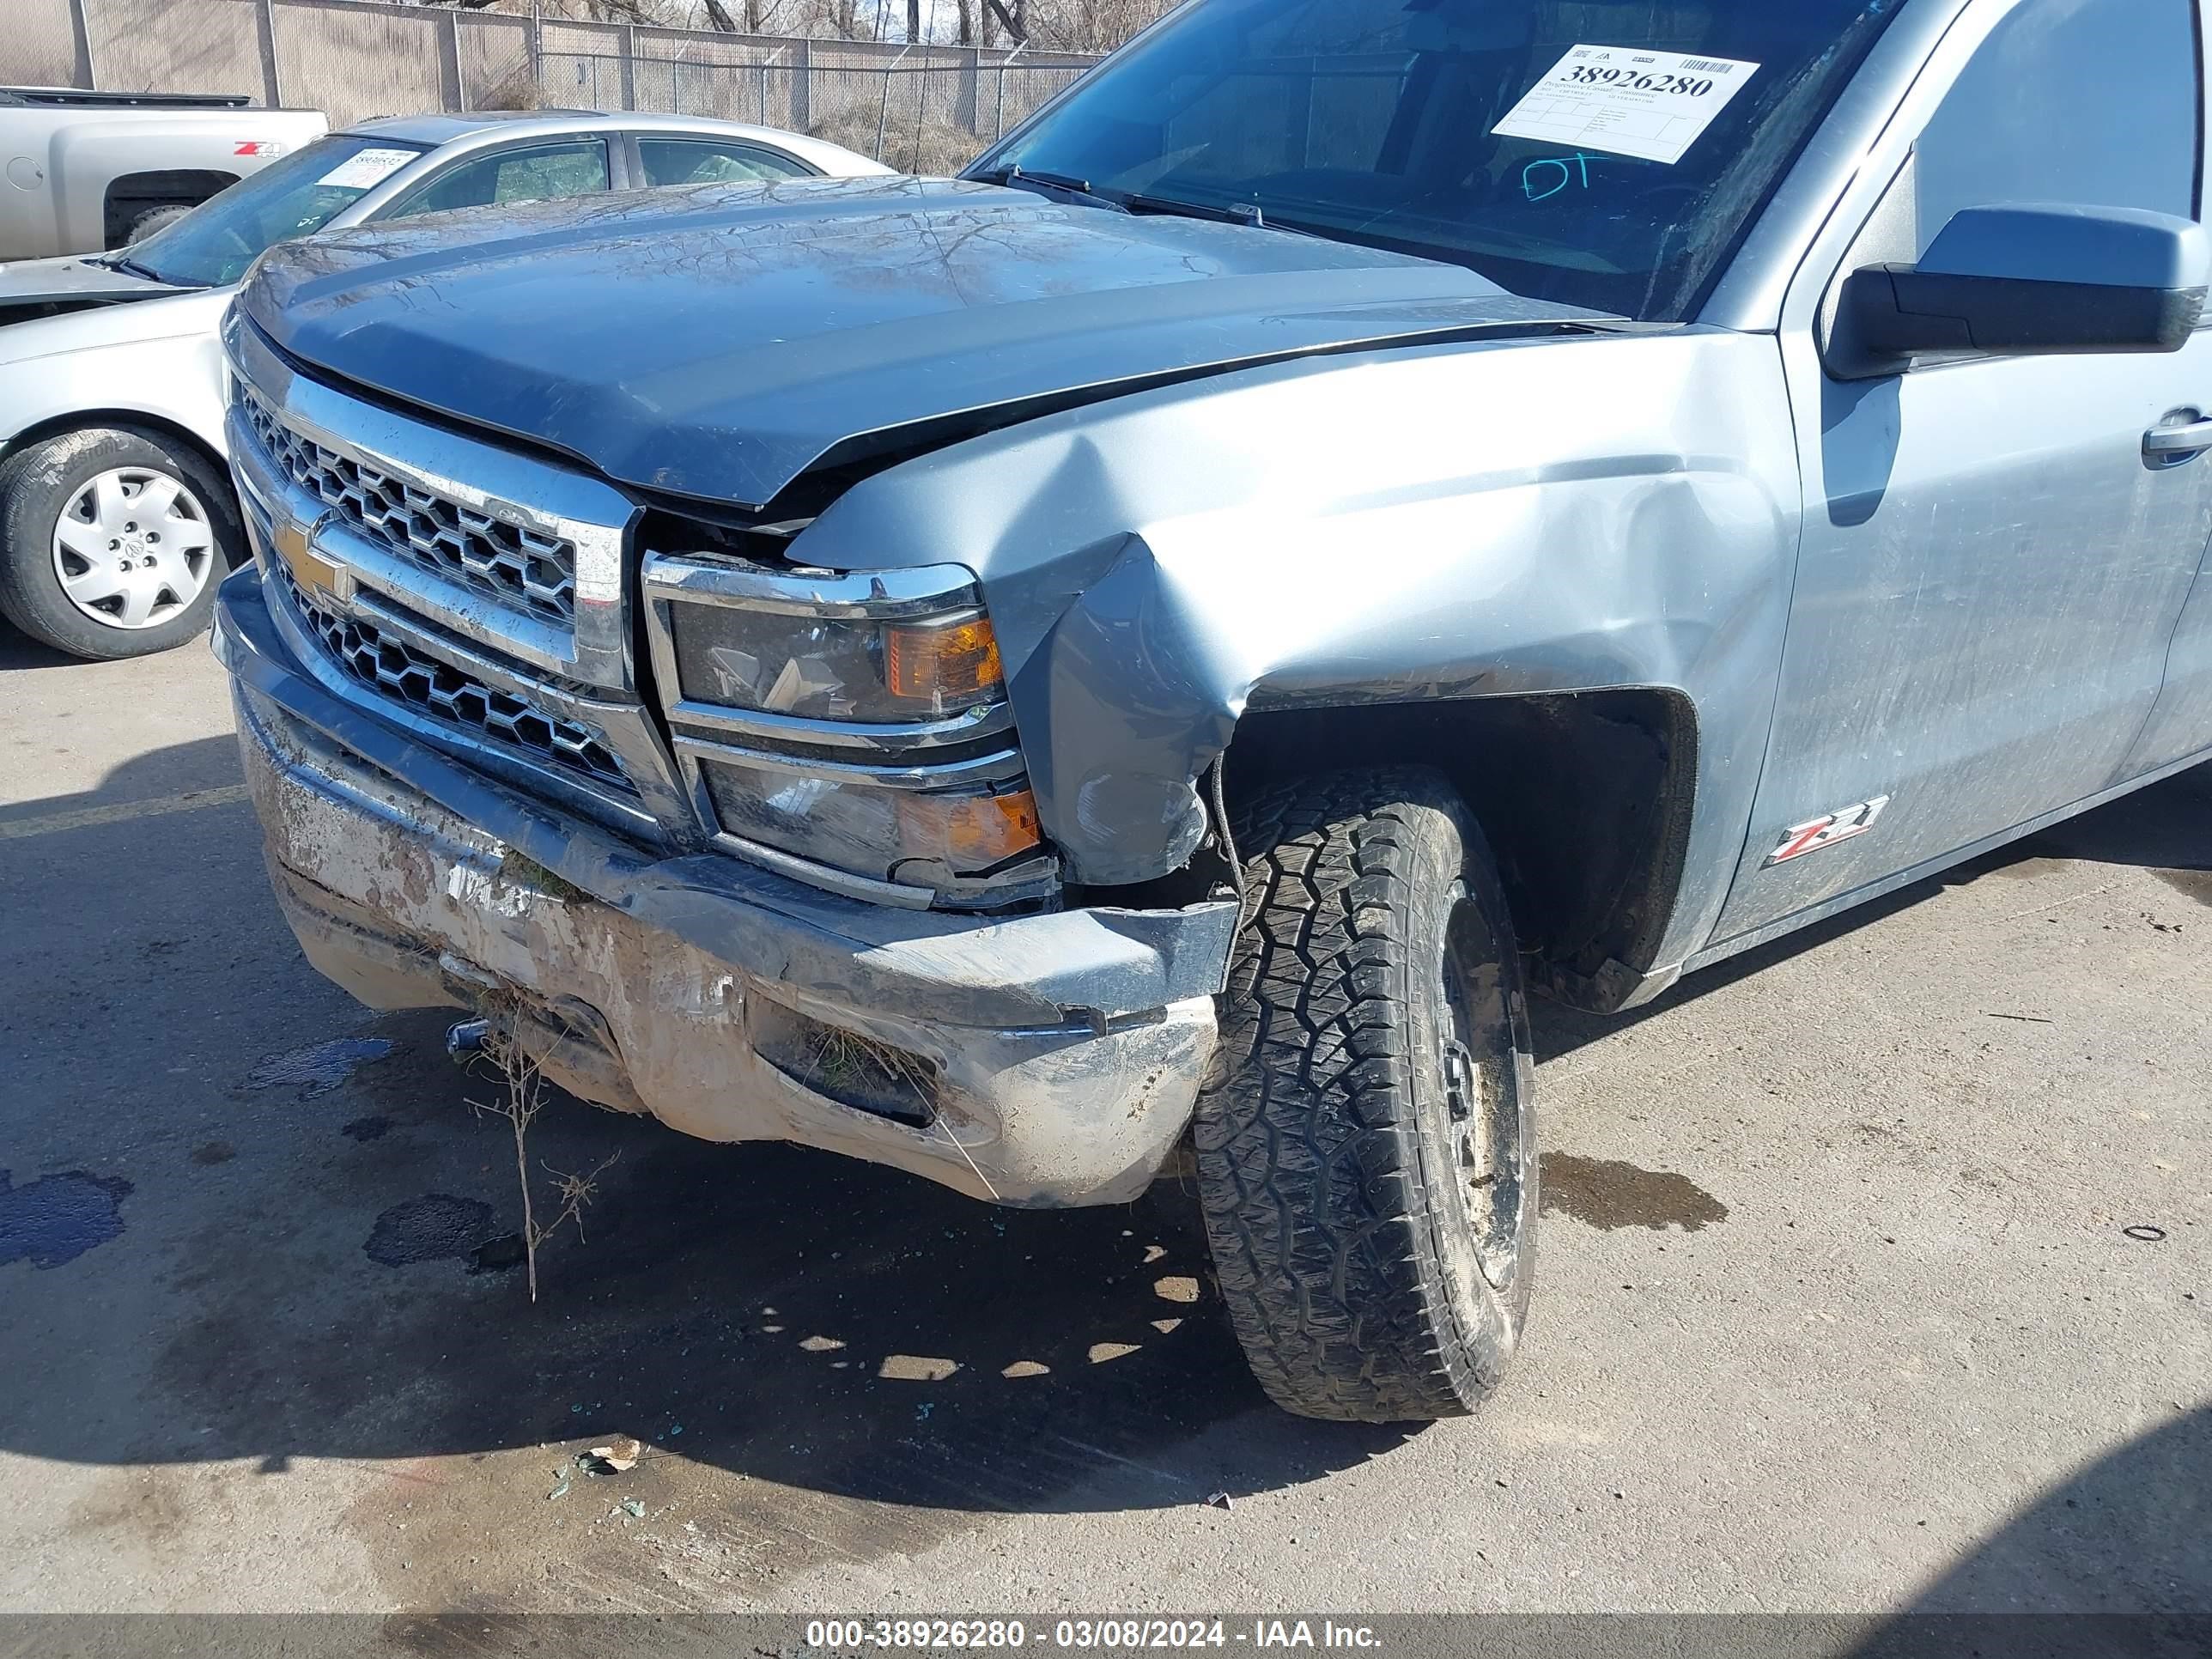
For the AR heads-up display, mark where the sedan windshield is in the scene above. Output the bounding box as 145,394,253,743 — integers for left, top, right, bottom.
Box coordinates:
120,135,429,289
972,0,1904,319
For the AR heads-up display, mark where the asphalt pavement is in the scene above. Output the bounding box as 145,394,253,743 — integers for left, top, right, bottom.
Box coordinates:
0,622,2204,1633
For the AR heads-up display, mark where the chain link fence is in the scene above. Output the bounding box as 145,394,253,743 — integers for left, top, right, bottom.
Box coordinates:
540,52,1091,173
5,0,1097,171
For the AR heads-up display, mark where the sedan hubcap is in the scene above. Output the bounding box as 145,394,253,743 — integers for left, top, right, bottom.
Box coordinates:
51,467,216,630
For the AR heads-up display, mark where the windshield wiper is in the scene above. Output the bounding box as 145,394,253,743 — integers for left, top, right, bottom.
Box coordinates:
100,253,179,285
973,165,1128,211
976,167,1329,240
1119,192,1326,240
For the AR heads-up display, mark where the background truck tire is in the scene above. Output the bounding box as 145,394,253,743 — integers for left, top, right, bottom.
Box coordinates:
1194,766,1538,1422
0,426,240,660
123,204,194,244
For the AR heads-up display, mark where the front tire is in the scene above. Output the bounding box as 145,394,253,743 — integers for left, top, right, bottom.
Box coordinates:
1194,767,1538,1422
0,427,240,660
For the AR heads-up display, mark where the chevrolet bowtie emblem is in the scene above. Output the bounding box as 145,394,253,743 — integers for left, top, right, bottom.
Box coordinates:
272,513,351,602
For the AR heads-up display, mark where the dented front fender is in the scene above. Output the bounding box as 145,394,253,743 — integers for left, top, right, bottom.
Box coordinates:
797,325,1802,966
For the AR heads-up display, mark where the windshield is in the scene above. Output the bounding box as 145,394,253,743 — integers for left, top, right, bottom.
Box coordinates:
123,135,429,289
972,0,1905,319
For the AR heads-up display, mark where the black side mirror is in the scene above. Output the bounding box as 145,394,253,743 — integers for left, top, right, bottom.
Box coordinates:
1835,204,2209,376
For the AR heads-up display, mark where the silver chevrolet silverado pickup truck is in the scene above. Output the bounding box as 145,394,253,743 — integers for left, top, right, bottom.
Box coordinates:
214,0,2212,1422
0,88,325,258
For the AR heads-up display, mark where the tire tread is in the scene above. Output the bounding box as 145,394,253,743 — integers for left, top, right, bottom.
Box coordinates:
1195,766,1516,1422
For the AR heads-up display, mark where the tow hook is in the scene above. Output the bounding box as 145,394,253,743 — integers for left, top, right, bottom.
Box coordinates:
445,1018,490,1063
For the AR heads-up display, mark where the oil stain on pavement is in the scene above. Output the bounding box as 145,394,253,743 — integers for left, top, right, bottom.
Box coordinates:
1540,1153,1729,1232
0,1170,133,1268
243,1036,395,1098
363,1194,497,1267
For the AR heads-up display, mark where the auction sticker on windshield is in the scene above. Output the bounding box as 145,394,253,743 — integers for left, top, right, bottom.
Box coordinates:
1492,45,1759,166
316,148,420,191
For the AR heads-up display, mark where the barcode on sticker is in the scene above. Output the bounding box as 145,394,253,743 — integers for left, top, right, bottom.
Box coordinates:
1677,58,1736,73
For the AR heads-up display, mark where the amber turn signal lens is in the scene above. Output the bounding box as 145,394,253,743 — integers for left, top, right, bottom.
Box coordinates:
896,788,1042,867
884,616,1004,703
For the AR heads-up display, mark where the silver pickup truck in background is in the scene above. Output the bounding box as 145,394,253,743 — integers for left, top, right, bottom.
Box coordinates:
1,87,326,258
215,0,2212,1424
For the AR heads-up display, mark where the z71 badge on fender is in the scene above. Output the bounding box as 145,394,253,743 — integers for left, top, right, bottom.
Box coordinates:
1766,797,1892,866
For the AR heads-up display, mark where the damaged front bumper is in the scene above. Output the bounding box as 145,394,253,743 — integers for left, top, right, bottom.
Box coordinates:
214,568,1237,1207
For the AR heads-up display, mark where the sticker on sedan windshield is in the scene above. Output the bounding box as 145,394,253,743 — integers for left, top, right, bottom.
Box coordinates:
1492,45,1759,166
315,148,419,191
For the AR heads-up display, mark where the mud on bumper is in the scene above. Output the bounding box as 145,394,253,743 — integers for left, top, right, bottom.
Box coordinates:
215,569,1236,1207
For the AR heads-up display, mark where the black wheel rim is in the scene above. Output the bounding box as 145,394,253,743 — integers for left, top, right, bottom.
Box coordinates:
1438,880,1525,1294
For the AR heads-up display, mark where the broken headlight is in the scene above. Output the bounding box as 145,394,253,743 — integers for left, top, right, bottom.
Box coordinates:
643,554,1054,908
698,757,1042,887
666,599,1003,722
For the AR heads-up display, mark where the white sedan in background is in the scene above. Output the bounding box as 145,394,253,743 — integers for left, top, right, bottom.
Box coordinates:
0,110,890,659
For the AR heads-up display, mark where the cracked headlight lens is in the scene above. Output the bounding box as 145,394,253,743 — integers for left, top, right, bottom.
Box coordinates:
670,605,1004,723
700,759,1042,884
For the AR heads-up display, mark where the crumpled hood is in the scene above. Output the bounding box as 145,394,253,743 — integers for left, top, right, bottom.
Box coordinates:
242,176,1611,509
0,252,185,312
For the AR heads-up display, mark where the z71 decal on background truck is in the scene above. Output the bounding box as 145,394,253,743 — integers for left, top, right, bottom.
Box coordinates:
213,0,2212,1422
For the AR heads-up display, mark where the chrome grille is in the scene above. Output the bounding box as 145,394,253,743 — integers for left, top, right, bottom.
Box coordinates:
242,389,577,626
278,569,634,796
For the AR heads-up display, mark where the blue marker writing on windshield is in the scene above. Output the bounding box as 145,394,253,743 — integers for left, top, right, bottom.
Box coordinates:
1522,151,1595,201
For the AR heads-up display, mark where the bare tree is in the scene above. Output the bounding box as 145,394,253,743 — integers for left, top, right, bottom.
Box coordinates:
466,999,617,1306
415,0,1170,49
1024,0,1174,52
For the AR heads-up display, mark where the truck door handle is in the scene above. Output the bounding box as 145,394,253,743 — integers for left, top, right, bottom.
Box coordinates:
2144,416,2212,460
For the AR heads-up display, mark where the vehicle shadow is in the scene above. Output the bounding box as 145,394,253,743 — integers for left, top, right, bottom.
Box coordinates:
0,618,72,671
1529,759,2212,1065
1850,1403,2210,1651
0,731,246,833
0,726,1406,1552
145,1046,1407,1513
